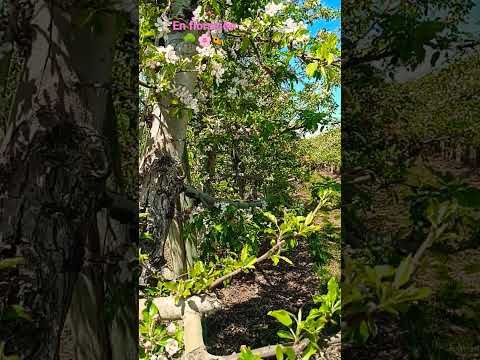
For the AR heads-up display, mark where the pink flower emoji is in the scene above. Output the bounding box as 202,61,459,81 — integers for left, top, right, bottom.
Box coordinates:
198,33,211,47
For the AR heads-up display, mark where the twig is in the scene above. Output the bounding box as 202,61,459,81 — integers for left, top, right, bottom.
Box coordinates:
183,185,263,209
208,240,286,290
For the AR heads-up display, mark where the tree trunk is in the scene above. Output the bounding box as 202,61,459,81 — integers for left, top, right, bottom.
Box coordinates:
0,2,134,359
139,2,197,279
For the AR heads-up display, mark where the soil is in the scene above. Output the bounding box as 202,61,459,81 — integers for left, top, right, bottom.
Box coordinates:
204,238,340,359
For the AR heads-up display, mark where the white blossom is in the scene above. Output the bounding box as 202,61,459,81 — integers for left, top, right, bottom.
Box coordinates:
196,45,215,58
155,16,171,38
192,6,205,21
166,323,176,335
157,45,179,64
165,339,179,356
171,85,199,113
265,2,285,17
211,61,225,84
216,48,226,58
219,202,228,211
281,18,306,33
227,87,237,98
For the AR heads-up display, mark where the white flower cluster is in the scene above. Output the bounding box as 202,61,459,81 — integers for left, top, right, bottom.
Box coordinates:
265,1,286,17
281,18,307,34
231,67,250,88
171,85,199,113
196,45,215,57
211,61,225,84
166,322,176,335
196,45,226,59
157,45,179,64
150,354,167,360
165,338,179,356
155,16,171,38
192,6,206,22
227,87,237,98
232,77,248,87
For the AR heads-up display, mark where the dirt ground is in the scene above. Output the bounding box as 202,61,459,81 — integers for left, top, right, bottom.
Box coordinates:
204,238,340,359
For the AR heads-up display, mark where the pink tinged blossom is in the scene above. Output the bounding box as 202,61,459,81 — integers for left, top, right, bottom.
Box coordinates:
198,33,211,47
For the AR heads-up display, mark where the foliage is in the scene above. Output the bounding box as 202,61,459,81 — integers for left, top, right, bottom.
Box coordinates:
139,301,184,360
238,347,262,360
310,176,340,209
0,258,30,360
140,0,340,203
300,127,341,172
343,0,476,74
342,195,475,344
139,0,341,356
406,163,480,247
342,255,431,343
183,204,265,259
270,277,341,360
157,206,322,302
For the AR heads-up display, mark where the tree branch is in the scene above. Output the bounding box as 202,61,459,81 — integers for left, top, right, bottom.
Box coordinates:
208,240,286,290
183,185,263,209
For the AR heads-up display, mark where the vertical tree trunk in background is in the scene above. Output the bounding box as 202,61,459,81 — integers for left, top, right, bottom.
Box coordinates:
204,149,217,194
0,1,135,359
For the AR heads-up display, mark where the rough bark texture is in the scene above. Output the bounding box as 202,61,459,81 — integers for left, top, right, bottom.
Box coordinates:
0,1,137,359
139,1,197,281
140,146,182,282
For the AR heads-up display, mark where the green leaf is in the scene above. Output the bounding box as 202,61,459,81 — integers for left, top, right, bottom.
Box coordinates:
183,32,196,43
306,62,318,78
275,345,284,360
278,256,293,266
271,255,280,266
264,212,278,225
302,343,318,360
149,301,158,318
284,347,296,360
0,257,24,270
393,255,414,289
9,305,32,321
374,265,395,279
276,330,295,340
240,245,249,262
358,320,370,343
304,211,315,226
326,53,335,65
268,310,293,327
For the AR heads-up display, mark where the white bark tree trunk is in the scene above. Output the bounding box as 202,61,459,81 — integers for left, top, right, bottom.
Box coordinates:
0,2,136,359
139,1,197,279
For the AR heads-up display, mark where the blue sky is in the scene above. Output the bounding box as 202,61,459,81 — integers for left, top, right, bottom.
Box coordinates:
307,0,341,117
